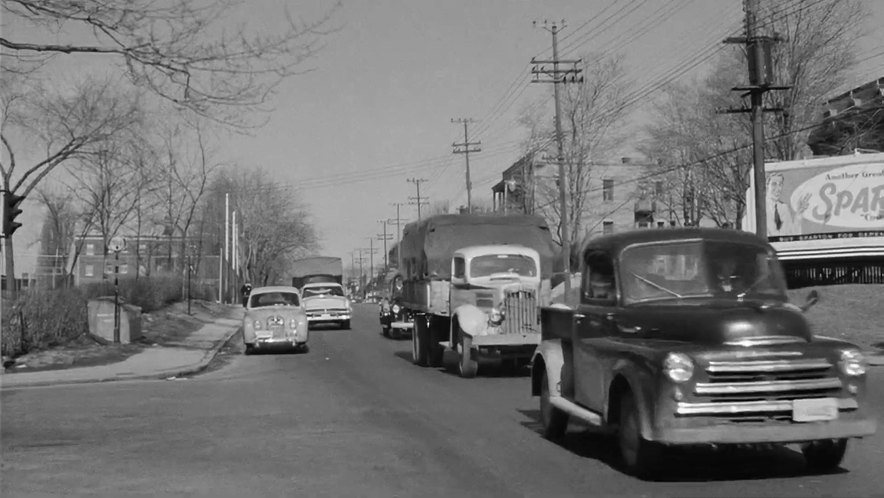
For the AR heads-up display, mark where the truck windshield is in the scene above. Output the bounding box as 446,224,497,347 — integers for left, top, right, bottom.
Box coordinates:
302,286,344,298
620,241,786,304
470,254,537,278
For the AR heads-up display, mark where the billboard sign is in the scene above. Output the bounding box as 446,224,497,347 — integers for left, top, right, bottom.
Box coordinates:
743,152,884,260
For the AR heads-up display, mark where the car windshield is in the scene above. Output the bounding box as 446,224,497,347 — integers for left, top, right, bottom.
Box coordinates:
470,254,537,278
249,291,300,308
302,286,344,298
620,240,786,304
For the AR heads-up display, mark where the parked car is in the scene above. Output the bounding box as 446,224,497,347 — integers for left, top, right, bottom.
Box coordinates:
242,286,309,354
301,282,352,329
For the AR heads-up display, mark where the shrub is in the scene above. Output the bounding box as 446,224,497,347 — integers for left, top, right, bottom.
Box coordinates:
1,287,89,357
81,275,184,313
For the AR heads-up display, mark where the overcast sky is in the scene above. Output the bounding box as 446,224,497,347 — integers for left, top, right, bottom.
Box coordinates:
9,0,884,274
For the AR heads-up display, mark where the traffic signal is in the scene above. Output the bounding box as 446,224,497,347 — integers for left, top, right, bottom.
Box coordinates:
1,190,25,238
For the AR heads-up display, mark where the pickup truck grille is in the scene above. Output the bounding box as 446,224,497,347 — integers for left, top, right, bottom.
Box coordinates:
501,289,538,335
676,358,851,422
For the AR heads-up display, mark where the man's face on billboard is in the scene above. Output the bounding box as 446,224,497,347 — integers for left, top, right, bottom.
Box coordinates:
767,174,784,200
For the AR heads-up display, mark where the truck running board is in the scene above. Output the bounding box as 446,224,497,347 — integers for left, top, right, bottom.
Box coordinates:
550,397,603,426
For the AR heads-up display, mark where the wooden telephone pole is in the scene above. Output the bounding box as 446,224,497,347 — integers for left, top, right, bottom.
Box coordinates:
452,118,481,213
722,0,789,237
531,20,583,295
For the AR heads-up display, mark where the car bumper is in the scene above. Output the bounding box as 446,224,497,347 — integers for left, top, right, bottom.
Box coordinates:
652,417,877,445
307,313,350,323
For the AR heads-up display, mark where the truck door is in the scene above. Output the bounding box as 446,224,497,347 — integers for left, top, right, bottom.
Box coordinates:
573,250,618,413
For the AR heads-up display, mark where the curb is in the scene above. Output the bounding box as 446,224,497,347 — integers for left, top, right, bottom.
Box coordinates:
0,326,241,390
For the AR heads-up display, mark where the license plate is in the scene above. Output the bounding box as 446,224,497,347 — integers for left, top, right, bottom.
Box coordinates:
793,398,839,422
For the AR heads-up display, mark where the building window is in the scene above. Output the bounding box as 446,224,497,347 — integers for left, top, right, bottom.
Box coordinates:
85,264,94,277
120,264,129,274
655,180,664,198
86,243,95,256
603,179,614,202
603,221,614,234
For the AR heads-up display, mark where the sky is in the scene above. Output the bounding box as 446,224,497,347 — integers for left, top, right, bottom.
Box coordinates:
6,0,884,276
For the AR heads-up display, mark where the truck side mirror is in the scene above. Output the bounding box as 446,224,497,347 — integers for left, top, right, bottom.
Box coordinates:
800,289,819,312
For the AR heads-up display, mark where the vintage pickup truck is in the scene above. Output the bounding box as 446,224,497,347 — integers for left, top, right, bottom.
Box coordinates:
531,228,876,477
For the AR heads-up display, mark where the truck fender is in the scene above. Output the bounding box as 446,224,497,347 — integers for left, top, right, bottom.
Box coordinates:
451,304,488,337
607,359,656,441
530,339,573,398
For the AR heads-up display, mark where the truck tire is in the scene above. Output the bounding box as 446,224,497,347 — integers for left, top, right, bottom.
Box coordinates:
412,315,429,366
802,439,847,471
427,317,444,368
540,368,568,440
617,393,661,479
458,335,478,378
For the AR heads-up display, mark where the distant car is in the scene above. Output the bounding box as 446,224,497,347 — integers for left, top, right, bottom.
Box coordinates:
301,282,352,329
242,286,309,354
379,274,413,339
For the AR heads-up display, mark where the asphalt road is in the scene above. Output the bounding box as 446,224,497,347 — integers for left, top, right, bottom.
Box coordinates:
2,303,883,498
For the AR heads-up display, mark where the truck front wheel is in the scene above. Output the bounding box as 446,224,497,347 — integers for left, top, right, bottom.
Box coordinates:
540,368,568,440
617,393,660,479
458,335,478,378
801,439,847,471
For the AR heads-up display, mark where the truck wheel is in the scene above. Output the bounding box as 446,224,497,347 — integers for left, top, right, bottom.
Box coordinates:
458,335,478,378
412,317,429,366
540,368,568,440
802,439,847,471
617,393,660,479
427,318,444,368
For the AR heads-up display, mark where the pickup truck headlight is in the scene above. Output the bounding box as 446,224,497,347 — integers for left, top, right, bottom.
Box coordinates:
840,349,867,376
664,352,694,383
392,304,401,314
253,320,262,330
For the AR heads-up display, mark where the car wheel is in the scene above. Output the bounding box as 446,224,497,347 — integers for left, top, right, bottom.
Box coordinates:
458,334,478,378
244,344,254,355
540,368,568,440
381,325,390,337
390,328,401,340
802,439,847,471
617,392,660,479
340,320,350,330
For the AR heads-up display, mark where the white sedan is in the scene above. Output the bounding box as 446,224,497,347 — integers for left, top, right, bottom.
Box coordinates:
242,286,309,354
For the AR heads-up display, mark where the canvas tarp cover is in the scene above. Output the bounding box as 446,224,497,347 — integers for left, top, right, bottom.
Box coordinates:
400,214,555,280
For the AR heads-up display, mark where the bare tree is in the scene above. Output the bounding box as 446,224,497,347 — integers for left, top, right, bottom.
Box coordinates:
522,53,632,245
0,75,142,281
1,0,339,126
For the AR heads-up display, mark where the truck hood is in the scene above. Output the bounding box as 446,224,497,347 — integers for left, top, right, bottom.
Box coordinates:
303,296,349,311
612,299,812,346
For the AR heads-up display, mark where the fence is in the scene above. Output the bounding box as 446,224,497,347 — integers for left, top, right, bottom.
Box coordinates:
782,258,884,288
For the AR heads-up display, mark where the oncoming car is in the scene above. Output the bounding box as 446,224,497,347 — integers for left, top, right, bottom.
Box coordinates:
242,286,309,354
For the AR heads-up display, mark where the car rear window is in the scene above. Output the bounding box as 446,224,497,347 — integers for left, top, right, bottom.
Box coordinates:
250,292,300,307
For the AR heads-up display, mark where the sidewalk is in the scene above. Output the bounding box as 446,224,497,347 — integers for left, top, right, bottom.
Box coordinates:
0,312,243,390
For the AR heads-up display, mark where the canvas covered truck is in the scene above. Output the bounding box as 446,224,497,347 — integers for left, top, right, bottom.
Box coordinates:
291,256,344,290
399,214,557,378
531,228,876,478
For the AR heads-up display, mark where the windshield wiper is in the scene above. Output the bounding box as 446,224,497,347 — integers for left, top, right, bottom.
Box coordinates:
630,272,683,298
736,274,772,300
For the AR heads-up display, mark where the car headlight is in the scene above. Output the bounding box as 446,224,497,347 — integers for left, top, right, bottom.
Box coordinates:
392,304,401,314
664,352,694,383
253,319,262,330
840,349,867,376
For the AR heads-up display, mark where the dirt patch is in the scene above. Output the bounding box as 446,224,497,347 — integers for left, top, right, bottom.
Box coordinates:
3,300,236,374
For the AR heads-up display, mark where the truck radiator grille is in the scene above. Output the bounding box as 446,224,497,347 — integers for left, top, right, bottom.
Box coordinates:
676,358,848,421
501,289,538,335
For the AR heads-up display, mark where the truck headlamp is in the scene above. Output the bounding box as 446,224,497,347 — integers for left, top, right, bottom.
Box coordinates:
489,307,504,325
664,352,694,383
839,349,867,376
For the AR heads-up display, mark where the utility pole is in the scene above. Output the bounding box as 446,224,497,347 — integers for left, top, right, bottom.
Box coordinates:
531,20,583,296
451,118,481,213
407,178,429,221
390,202,406,269
722,0,788,237
377,219,393,270
223,193,229,304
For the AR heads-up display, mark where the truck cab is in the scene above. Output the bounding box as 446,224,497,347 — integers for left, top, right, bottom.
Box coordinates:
531,228,876,477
